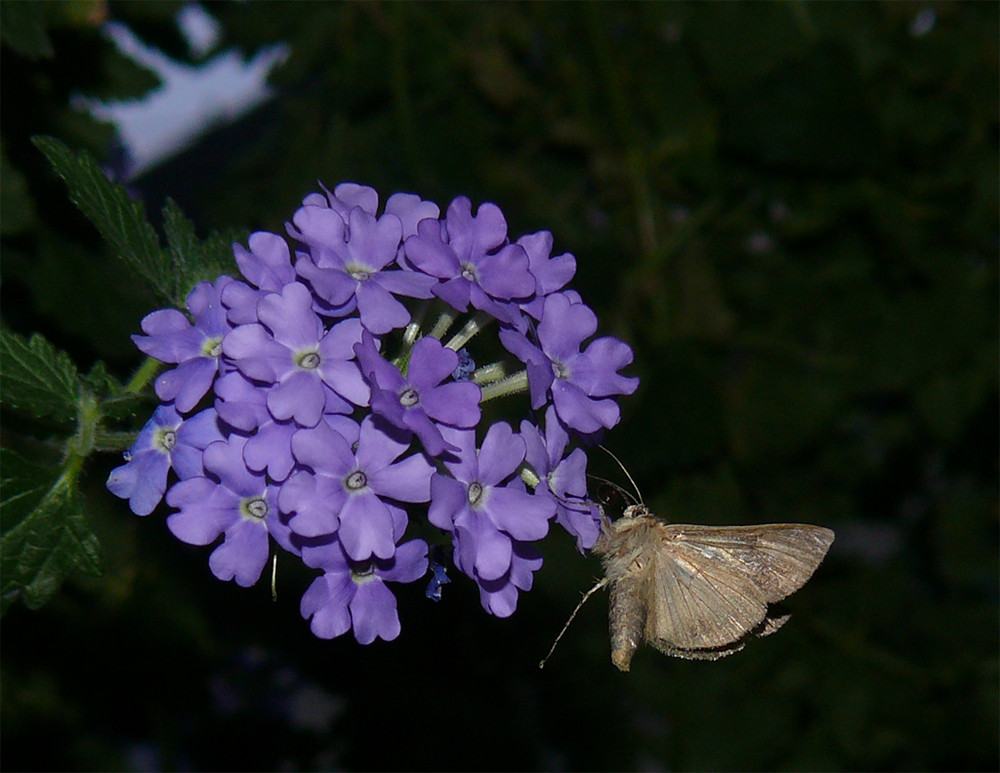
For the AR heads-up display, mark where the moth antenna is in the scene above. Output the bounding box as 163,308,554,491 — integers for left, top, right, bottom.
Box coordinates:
599,445,643,504
539,577,609,669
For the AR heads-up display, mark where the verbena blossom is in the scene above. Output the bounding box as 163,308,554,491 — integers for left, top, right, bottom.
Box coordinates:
300,537,428,644
499,292,639,434
428,423,555,615
165,434,296,587
132,276,235,412
107,405,223,515
354,332,481,456
107,181,639,645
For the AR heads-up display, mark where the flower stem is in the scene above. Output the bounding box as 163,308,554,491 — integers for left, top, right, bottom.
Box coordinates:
471,361,507,385
445,311,494,351
402,301,431,347
428,309,457,340
479,369,529,403
126,357,161,394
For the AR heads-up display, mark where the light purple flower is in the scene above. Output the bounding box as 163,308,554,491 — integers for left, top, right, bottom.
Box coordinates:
222,231,298,325
428,423,555,595
521,407,601,552
292,205,436,334
300,537,428,643
403,196,535,327
500,292,639,434
298,183,439,241
165,434,297,587
133,277,235,412
106,405,224,515
465,540,543,618
281,415,433,561
222,281,369,427
517,230,576,320
354,332,481,457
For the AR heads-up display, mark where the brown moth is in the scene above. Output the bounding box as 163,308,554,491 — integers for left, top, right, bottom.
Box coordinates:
540,458,835,671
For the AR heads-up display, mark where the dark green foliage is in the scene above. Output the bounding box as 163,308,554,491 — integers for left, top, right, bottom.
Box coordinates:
1,2,996,771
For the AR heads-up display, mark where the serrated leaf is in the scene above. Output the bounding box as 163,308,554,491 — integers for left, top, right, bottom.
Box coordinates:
161,199,242,291
0,448,101,616
0,1,54,60
31,136,177,305
0,330,80,426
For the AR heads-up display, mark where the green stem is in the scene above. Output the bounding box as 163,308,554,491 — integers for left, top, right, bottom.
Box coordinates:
479,370,529,403
428,309,457,340
471,361,508,385
126,357,161,394
446,311,494,351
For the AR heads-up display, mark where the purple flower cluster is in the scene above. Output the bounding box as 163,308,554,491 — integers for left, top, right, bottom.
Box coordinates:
108,182,638,644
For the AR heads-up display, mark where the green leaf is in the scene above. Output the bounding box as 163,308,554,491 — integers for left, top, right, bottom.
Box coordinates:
0,330,80,426
0,1,54,60
161,198,242,290
31,136,177,305
0,448,101,616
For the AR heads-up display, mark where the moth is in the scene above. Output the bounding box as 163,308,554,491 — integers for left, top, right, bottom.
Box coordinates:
540,457,835,671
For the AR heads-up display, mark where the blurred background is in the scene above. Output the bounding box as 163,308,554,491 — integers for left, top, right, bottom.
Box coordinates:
2,2,997,770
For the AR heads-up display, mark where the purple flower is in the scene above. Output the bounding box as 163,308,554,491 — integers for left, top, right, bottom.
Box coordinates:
403,197,535,327
298,183,439,240
428,423,555,598
521,407,601,551
467,541,543,618
106,405,225,515
133,277,235,412
500,292,639,434
516,230,576,320
292,205,437,334
222,281,369,427
165,434,296,587
280,415,433,560
354,332,481,457
222,231,297,325
300,537,428,643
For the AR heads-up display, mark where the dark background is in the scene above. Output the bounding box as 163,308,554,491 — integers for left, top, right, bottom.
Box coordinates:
2,2,997,771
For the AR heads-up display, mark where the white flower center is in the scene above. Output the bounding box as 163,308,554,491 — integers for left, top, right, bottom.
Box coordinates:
202,335,223,358
467,481,484,508
242,496,269,522
398,386,420,407
154,427,178,453
345,470,368,492
345,262,372,282
296,350,321,370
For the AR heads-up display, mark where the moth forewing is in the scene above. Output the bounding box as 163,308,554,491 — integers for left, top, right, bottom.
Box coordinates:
658,523,836,602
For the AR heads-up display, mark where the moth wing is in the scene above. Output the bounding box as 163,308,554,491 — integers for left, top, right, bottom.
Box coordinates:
663,523,835,602
645,533,770,653
645,523,834,655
